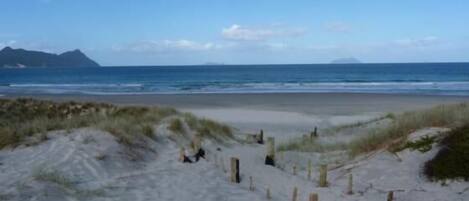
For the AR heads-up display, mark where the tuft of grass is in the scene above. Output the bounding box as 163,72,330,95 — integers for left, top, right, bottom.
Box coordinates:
32,167,106,197
277,137,347,153
183,113,233,142
398,135,436,153
168,118,184,134
424,125,469,181
328,113,395,133
32,167,74,188
141,124,156,139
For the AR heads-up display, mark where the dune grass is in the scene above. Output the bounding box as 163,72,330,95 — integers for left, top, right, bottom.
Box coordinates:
277,137,348,153
0,98,177,149
183,113,233,141
327,113,395,133
0,98,234,150
32,167,74,188
349,102,469,156
168,118,184,134
32,167,106,197
278,102,469,157
424,125,469,181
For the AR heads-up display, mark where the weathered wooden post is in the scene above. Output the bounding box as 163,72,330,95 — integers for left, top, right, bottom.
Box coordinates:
179,147,185,162
266,186,272,200
347,174,353,195
387,191,394,201
292,186,298,201
318,164,328,187
309,193,318,201
310,127,318,140
193,134,206,161
307,160,312,180
265,137,275,166
192,135,202,152
258,129,264,144
249,176,254,191
230,157,240,183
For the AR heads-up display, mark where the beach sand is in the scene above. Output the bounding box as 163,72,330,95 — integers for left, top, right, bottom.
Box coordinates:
7,93,469,141
2,93,469,201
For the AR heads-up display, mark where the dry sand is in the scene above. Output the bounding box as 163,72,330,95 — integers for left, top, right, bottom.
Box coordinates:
2,93,469,200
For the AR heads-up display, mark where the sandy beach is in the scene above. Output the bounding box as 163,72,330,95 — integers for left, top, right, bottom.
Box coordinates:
2,93,469,201
7,93,469,141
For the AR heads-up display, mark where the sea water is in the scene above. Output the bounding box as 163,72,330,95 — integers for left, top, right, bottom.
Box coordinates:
1,63,469,95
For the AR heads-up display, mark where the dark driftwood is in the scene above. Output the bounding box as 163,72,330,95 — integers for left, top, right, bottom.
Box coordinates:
265,155,275,166
194,148,206,162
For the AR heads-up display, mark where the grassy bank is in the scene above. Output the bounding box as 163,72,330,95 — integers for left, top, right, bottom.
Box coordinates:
349,102,469,156
0,98,232,149
278,102,469,157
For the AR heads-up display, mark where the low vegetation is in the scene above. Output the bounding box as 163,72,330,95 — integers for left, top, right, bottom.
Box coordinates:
277,137,347,153
168,118,184,133
32,167,74,188
32,167,105,197
183,113,233,142
278,102,469,158
0,98,177,149
398,135,437,153
0,98,234,150
424,125,469,181
327,113,395,133
349,103,469,156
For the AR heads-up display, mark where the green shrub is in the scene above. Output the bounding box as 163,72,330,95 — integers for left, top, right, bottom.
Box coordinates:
399,135,436,153
424,125,469,181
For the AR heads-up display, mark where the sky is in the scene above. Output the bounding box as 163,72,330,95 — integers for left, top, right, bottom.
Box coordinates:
0,0,468,66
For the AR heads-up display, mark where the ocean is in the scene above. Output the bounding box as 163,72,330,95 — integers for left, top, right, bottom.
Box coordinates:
1,63,469,95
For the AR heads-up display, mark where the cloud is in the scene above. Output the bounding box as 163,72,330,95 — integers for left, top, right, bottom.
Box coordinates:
221,24,305,41
0,40,17,48
113,40,221,53
394,36,439,47
324,22,352,33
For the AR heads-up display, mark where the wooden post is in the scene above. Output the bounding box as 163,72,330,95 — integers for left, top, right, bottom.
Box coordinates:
307,160,312,180
318,164,328,187
266,186,272,200
265,137,275,166
179,147,185,162
292,186,298,201
309,193,318,201
293,164,297,175
347,174,353,195
387,191,394,201
258,129,264,144
230,157,240,183
192,135,202,152
249,176,254,191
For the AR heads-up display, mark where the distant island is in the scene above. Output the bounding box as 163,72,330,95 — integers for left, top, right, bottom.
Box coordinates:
331,57,362,64
0,47,100,68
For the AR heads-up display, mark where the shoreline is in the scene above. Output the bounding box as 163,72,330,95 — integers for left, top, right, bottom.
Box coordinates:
4,92,469,114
